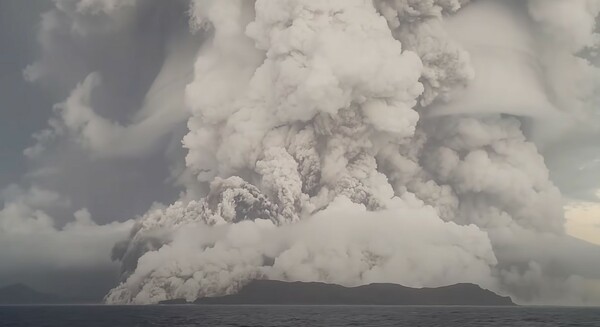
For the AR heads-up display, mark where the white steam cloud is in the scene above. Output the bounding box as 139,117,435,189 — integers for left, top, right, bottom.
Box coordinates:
16,0,600,305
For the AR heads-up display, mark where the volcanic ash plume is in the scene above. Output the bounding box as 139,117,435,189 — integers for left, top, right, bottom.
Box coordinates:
95,0,600,304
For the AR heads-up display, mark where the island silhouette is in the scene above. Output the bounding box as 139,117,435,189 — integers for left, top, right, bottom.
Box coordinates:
160,280,515,306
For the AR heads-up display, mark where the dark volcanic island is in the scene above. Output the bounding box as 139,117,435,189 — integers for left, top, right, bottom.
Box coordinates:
161,280,515,306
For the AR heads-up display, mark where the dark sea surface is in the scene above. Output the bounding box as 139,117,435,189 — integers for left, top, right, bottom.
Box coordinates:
1,305,599,327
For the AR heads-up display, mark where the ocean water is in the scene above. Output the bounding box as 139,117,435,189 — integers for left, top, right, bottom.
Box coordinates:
1,305,599,327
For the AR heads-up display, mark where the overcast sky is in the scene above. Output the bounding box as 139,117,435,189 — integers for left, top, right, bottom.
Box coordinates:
0,0,189,297
1,1,599,235
0,1,51,187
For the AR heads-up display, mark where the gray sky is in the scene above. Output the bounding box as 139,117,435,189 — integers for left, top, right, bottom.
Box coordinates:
1,0,599,227
0,0,190,297
0,0,189,226
0,1,52,187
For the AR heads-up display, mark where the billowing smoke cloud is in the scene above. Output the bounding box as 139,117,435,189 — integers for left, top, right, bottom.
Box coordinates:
106,197,496,304
11,0,600,305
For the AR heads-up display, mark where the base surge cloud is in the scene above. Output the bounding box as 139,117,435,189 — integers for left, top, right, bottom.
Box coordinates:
16,0,600,305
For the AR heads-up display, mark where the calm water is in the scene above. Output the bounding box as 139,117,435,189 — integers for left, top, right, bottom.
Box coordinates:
1,305,599,327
